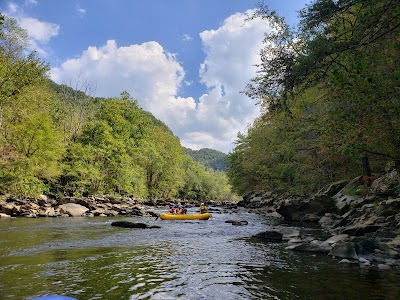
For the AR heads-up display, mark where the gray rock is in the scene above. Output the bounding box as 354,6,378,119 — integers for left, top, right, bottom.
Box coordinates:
388,235,400,248
329,242,359,260
253,230,283,242
225,220,248,226
358,257,371,265
377,264,391,270
371,170,399,196
59,203,89,217
317,180,349,197
341,224,382,236
339,259,357,264
323,234,349,245
111,221,161,229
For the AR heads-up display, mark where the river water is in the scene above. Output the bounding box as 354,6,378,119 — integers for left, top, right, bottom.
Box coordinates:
1,209,400,300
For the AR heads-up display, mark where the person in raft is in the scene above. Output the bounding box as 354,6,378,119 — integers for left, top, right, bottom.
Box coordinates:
178,205,187,214
169,205,178,214
199,203,208,214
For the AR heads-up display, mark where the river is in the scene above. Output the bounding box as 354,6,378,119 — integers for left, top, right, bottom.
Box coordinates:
1,209,400,299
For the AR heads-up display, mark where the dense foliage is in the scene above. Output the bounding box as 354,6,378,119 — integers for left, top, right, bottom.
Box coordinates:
229,0,400,195
0,15,238,201
184,147,228,171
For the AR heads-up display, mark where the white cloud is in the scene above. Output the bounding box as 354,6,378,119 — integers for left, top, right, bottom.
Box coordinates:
25,0,38,6
4,2,59,56
18,17,59,44
51,10,272,153
7,3,18,14
182,34,193,42
51,40,193,117
76,5,86,17
179,10,272,152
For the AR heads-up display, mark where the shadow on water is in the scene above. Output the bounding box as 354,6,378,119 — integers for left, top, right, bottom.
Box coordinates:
0,212,400,299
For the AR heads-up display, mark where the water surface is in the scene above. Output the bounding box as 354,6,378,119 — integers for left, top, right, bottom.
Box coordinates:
1,209,399,299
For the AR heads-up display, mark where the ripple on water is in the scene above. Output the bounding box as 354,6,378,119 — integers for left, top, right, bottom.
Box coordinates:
1,213,400,299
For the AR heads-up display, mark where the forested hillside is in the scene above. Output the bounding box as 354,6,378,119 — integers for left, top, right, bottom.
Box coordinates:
0,15,237,201
184,148,228,171
228,0,400,195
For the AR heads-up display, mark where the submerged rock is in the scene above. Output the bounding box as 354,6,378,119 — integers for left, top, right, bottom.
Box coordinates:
111,221,161,229
253,230,283,242
225,220,248,226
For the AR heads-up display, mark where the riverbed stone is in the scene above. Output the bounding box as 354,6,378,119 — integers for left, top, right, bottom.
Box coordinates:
388,235,400,248
111,221,161,229
323,234,349,245
59,203,89,217
225,220,248,226
377,264,391,270
339,259,357,264
329,242,359,260
253,230,283,242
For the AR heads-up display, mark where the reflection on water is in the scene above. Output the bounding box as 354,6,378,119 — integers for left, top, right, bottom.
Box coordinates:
1,211,400,300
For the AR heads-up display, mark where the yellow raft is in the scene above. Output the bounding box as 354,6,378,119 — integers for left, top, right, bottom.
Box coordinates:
159,212,212,220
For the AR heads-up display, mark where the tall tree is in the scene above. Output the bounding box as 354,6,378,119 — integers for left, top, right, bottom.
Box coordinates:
229,0,400,195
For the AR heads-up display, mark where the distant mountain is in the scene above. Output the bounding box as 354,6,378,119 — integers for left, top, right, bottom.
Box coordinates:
184,148,228,171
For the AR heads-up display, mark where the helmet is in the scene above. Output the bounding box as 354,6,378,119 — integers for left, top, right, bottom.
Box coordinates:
200,203,204,205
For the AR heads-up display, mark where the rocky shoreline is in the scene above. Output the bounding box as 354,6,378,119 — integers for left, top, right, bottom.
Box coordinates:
241,165,400,269
1,164,399,269
0,195,203,219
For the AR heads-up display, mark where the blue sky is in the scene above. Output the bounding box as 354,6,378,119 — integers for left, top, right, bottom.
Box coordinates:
2,0,311,153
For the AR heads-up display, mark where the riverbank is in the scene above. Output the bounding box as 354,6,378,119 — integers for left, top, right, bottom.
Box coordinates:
1,164,399,270
239,164,400,269
0,195,204,219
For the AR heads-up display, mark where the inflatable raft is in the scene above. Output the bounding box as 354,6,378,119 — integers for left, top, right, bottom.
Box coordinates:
159,212,212,220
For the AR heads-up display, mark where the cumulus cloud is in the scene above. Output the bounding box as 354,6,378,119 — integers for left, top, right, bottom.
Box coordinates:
4,2,59,56
51,10,272,153
51,40,194,118
178,10,272,152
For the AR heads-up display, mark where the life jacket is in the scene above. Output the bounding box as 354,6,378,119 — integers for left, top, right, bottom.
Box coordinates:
200,205,208,213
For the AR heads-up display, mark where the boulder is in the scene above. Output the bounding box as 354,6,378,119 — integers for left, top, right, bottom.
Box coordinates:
317,180,349,197
276,194,336,222
253,230,283,242
58,203,89,217
111,221,161,229
341,222,383,236
1,203,20,216
329,242,359,260
371,170,399,196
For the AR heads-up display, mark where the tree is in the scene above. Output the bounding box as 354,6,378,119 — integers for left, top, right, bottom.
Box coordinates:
229,0,400,195
0,17,63,197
